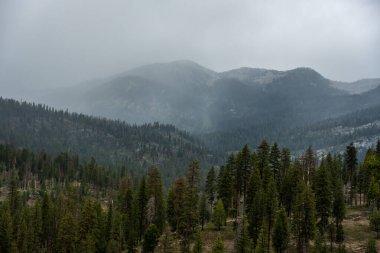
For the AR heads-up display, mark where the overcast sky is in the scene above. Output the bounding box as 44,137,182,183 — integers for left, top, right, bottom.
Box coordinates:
0,0,379,99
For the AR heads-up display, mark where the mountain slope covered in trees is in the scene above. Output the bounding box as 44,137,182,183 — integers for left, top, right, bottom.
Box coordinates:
40,60,380,134
201,104,380,155
0,97,216,181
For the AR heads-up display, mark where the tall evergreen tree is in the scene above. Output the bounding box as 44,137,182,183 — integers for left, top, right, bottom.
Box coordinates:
137,177,148,241
248,188,264,249
236,217,251,253
280,148,291,176
303,147,316,185
345,143,358,204
186,161,200,232
240,144,251,199
205,167,216,212
198,194,209,231
146,167,165,232
257,140,270,175
217,166,233,216
280,160,303,216
41,193,54,251
213,199,226,231
56,211,77,253
246,167,261,216
0,202,13,253
333,179,345,231
269,143,281,189
265,176,278,253
314,164,333,231
292,183,316,253
8,171,19,215
272,208,289,253
367,177,380,209
78,199,99,241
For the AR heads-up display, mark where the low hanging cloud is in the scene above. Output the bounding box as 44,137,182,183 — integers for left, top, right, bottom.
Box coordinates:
0,0,379,99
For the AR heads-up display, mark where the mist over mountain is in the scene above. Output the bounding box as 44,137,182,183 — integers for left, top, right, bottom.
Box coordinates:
40,61,380,137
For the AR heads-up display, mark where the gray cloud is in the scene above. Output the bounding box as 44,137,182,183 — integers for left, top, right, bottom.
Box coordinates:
0,0,379,100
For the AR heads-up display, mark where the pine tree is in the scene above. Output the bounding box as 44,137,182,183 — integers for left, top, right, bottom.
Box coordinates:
41,193,53,250
170,177,192,250
280,161,303,216
269,143,281,189
345,143,358,204
199,194,209,230
257,140,270,175
292,183,316,253
142,224,160,253
248,188,264,248
212,235,224,253
105,201,113,243
236,216,251,253
367,177,380,209
272,208,289,253
146,167,165,232
17,208,33,253
78,199,99,245
213,199,226,230
31,202,42,252
246,167,261,216
8,171,19,214
187,161,200,232
192,229,203,253
240,144,251,198
166,187,176,231
376,139,380,157
56,211,77,253
303,147,316,185
333,179,345,231
264,175,277,252
314,164,332,231
0,202,13,253
217,166,233,216
205,167,216,211
280,148,291,176
137,177,148,241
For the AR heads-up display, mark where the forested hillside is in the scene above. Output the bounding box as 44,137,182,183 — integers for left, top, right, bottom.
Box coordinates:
201,104,380,155
1,140,380,252
0,97,216,182
40,61,380,133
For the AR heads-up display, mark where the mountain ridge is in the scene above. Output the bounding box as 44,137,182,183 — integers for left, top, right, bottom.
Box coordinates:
36,60,380,141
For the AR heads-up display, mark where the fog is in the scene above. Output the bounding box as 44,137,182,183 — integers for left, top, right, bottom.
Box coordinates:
0,0,379,100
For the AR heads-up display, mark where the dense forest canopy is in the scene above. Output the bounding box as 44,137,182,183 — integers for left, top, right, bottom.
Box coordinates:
0,97,217,183
0,139,380,252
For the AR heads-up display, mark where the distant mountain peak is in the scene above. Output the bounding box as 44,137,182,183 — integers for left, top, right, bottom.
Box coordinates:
286,67,324,77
